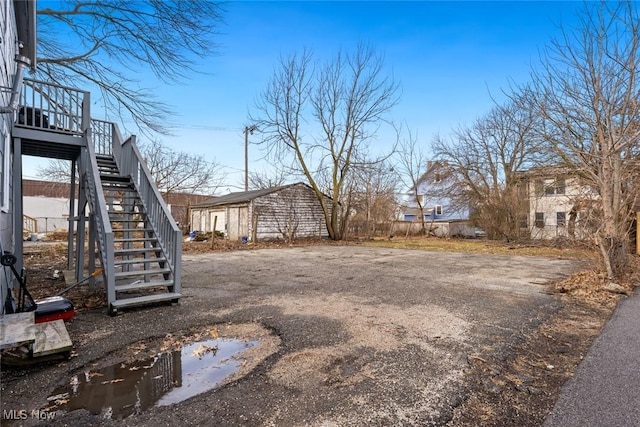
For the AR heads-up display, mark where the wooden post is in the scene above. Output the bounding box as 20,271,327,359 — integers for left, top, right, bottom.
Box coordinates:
252,213,258,242
211,215,217,249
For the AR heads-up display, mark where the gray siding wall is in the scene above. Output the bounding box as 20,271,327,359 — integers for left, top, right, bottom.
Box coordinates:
1,0,18,312
252,184,328,240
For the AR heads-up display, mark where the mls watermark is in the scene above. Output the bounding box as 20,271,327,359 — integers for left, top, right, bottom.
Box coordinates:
2,409,56,421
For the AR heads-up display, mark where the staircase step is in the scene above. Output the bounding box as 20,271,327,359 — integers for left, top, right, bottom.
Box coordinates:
102,182,132,187
110,293,181,313
115,268,171,278
114,278,173,290
115,247,162,255
112,228,154,233
100,175,130,183
114,257,167,265
102,186,134,192
109,215,146,221
114,237,158,243
108,210,146,215
109,194,140,199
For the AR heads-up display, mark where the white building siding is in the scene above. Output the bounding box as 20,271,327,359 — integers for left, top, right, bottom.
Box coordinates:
23,196,77,232
527,176,595,240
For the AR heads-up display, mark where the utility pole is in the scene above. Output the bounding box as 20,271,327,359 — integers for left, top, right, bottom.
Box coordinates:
244,125,257,191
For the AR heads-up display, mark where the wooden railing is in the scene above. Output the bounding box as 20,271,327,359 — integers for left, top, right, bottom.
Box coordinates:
102,120,182,294
91,119,114,156
22,214,37,234
80,129,115,302
19,79,89,133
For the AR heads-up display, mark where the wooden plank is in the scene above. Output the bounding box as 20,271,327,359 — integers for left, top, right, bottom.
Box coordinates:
0,312,36,350
111,292,181,309
115,280,173,292
32,320,73,357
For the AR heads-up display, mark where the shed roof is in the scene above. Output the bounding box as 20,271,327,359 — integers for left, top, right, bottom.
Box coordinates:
191,182,307,208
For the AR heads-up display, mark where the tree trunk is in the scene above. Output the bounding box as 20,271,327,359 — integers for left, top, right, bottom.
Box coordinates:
598,235,627,280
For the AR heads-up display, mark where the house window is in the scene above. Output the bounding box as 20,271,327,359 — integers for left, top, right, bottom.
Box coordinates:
557,212,566,227
544,178,565,195
535,212,545,228
435,205,443,215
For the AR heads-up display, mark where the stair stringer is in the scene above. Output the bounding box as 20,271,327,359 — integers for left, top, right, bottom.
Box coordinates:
76,140,116,307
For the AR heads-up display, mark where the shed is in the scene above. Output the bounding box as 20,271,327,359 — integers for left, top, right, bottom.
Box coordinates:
189,182,330,241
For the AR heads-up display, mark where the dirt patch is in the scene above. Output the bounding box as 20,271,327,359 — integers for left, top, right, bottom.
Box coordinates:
448,296,612,425
20,243,106,311
447,261,638,426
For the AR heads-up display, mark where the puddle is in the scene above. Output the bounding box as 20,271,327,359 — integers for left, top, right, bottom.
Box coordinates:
46,338,258,420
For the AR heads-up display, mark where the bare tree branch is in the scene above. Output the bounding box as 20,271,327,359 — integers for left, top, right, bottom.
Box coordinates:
35,0,225,135
37,139,227,196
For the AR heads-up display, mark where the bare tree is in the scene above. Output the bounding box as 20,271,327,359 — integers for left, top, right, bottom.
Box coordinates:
251,45,399,240
347,160,400,238
395,127,431,235
37,139,226,196
36,0,225,135
523,2,640,279
140,139,226,196
433,96,544,240
35,159,74,183
249,167,290,190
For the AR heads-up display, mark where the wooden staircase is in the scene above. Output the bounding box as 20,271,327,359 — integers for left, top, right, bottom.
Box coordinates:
95,154,181,314
14,79,182,316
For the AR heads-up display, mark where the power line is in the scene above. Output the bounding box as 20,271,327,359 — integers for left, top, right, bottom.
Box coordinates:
180,124,241,132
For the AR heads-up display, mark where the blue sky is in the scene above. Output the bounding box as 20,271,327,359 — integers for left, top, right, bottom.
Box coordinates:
24,1,583,192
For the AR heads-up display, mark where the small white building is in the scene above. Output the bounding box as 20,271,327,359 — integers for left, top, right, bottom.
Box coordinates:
189,183,331,241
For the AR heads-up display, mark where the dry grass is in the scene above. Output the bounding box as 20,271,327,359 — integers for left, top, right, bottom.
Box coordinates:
182,235,597,260
358,236,597,260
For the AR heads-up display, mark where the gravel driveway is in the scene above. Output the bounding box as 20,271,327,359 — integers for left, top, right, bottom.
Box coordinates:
1,245,583,426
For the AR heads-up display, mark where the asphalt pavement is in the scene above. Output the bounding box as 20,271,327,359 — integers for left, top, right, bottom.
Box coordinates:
544,289,640,427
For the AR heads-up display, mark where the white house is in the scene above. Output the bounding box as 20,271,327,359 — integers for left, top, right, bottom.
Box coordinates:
518,167,597,240
399,161,475,237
